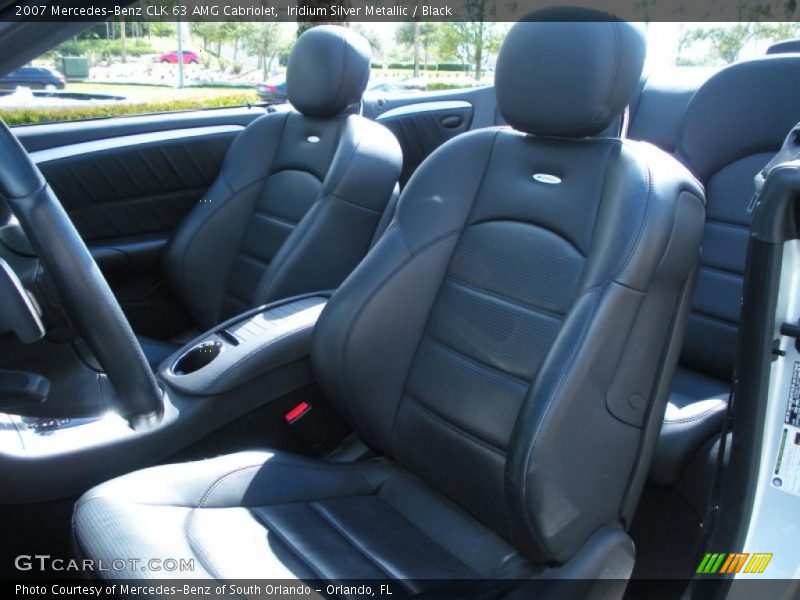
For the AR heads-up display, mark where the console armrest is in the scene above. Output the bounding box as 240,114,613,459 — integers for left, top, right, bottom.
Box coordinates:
159,295,327,396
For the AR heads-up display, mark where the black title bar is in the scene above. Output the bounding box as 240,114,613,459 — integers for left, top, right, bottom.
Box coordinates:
3,0,800,22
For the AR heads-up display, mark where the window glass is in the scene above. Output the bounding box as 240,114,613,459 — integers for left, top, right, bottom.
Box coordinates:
2,20,799,126
0,20,511,126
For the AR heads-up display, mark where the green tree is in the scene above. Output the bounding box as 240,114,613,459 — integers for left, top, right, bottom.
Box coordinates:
351,24,384,61
437,0,505,81
396,22,440,74
439,21,501,80
190,22,220,53
243,23,289,78
220,23,244,64
678,22,800,65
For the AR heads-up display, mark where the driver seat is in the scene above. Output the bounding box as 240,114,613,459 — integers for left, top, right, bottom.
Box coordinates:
74,9,705,589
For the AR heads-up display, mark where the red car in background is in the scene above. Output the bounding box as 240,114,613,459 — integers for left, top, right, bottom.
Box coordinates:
157,50,199,64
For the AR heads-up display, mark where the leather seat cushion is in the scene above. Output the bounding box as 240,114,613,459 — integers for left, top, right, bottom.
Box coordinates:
649,367,728,484
73,451,534,586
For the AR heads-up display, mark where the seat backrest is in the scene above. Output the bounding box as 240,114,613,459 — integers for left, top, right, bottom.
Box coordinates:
164,26,402,330
628,70,707,154
767,38,800,54
673,56,800,381
313,8,705,565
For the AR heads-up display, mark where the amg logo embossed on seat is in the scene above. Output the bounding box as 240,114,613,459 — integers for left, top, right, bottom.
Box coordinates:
533,173,561,184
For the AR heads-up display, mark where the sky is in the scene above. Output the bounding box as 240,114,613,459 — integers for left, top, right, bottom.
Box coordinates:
190,21,789,73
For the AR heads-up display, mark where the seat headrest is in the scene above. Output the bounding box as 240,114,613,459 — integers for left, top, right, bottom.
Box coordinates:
495,7,645,138
767,38,800,55
677,56,800,180
287,25,371,118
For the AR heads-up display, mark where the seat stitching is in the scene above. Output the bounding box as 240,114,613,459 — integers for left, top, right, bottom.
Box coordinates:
690,307,739,327
251,210,297,228
178,111,289,322
326,115,363,195
182,460,376,581
389,130,501,456
445,275,566,320
183,515,230,583
308,503,412,589
663,401,727,424
616,157,653,282
252,201,323,303
184,463,266,556
329,190,383,214
700,263,745,278
703,217,750,231
338,229,461,424
422,333,531,388
312,501,479,584
561,19,621,136
248,509,328,580
404,394,508,456
376,489,518,578
519,285,602,556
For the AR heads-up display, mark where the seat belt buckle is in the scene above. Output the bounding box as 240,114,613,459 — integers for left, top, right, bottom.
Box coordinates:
284,401,331,453
285,401,311,424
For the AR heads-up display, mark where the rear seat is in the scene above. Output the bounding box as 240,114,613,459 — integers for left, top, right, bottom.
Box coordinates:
627,70,708,154
767,38,800,54
628,55,800,484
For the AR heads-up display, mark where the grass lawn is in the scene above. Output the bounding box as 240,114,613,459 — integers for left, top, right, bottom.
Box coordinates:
1,82,259,126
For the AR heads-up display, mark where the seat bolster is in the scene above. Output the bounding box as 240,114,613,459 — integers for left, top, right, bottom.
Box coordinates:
76,451,392,510
322,115,403,213
163,113,289,329
506,143,705,563
74,451,535,584
253,115,402,303
312,130,498,451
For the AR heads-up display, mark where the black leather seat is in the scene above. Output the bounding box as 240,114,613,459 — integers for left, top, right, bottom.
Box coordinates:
74,9,705,588
767,38,800,54
647,55,800,484
140,26,402,367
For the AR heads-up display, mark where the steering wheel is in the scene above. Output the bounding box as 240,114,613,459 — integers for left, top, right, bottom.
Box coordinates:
0,118,163,430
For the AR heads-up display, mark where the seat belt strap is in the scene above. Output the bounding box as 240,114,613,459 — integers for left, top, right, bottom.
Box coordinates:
699,372,735,544
749,121,800,213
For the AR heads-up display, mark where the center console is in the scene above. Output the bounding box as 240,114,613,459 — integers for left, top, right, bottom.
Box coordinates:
0,293,330,503
161,295,328,395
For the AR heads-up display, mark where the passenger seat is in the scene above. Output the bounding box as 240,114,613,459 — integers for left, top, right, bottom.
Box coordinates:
139,26,402,368
633,55,800,483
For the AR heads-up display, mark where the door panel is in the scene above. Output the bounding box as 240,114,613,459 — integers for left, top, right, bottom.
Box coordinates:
88,234,187,339
364,86,500,186
14,105,265,151
377,101,474,186
12,106,268,337
31,126,241,241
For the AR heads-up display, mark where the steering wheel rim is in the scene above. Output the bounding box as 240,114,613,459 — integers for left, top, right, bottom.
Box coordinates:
0,118,163,430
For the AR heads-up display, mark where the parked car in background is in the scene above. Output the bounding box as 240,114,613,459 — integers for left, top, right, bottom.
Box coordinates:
0,66,64,90
255,75,287,103
157,50,199,64
255,75,425,106
367,78,425,94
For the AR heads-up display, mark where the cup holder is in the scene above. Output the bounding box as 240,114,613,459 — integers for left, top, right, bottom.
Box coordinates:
173,340,223,375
